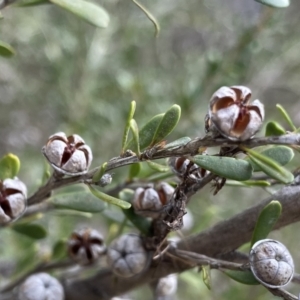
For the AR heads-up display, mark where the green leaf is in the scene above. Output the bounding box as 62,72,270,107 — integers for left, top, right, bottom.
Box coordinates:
130,119,140,155
191,155,253,181
49,0,110,28
163,137,191,150
244,147,294,184
151,105,181,145
92,162,107,183
128,163,141,180
51,191,106,212
88,185,131,209
14,0,49,6
146,161,169,172
255,0,289,8
131,0,160,37
265,121,286,136
119,189,151,235
126,114,164,150
224,270,259,285
251,200,282,247
51,239,67,260
12,223,47,240
201,265,211,290
249,146,294,172
0,40,16,57
0,153,20,179
276,104,296,130
122,101,136,153
226,180,270,187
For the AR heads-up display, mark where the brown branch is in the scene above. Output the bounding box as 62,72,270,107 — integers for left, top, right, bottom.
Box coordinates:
27,133,300,206
63,184,300,300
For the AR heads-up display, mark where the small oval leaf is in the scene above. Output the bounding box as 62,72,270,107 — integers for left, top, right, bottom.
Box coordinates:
92,162,107,183
130,119,140,155
249,146,294,172
244,147,294,184
122,101,136,153
49,0,110,28
0,153,20,179
151,105,181,145
119,189,151,235
276,104,296,130
224,270,259,285
265,121,286,136
146,161,169,172
251,200,282,247
226,180,271,187
126,113,164,150
191,155,253,181
88,185,131,209
128,163,141,180
163,137,191,150
15,0,49,6
51,191,106,212
201,265,211,290
52,239,67,260
0,40,16,57
255,0,290,7
12,223,47,240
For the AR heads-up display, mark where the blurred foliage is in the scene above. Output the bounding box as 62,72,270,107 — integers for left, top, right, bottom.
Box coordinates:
1,0,300,299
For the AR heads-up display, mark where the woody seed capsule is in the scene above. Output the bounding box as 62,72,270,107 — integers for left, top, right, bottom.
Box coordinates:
133,182,174,218
42,132,93,175
0,177,27,224
249,239,294,288
206,86,264,141
68,228,106,265
107,234,150,278
18,273,64,300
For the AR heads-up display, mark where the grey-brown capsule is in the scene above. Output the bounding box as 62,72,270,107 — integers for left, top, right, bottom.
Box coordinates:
249,239,294,288
42,132,93,175
0,177,27,224
155,274,178,298
206,86,264,141
133,182,174,218
68,228,106,265
107,234,150,278
18,273,64,300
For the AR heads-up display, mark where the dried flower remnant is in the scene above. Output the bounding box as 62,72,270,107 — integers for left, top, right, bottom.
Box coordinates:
68,228,106,265
133,182,174,218
249,239,294,288
0,177,27,224
42,132,93,175
206,86,264,141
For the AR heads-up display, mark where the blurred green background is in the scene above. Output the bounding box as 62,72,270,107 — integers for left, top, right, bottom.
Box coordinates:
1,0,300,299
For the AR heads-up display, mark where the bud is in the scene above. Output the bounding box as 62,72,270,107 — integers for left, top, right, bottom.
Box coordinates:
107,234,150,278
206,86,264,141
133,182,174,218
0,177,27,224
18,273,64,300
68,228,106,265
42,132,93,175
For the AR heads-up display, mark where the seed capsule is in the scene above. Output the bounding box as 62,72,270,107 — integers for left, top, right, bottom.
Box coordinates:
206,86,264,141
42,132,93,175
133,182,174,218
107,234,150,278
155,274,178,298
18,273,64,300
249,239,294,288
68,228,106,265
0,177,27,224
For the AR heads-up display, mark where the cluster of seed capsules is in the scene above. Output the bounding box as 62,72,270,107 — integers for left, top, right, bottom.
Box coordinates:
2,86,294,299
